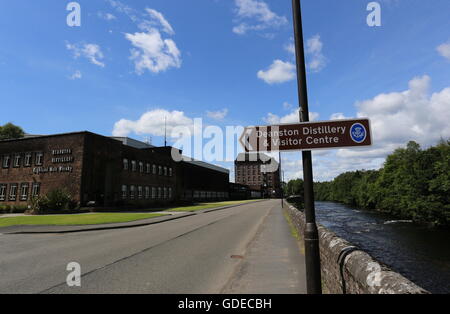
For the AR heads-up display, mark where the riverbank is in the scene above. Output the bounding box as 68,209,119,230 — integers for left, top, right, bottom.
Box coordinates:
307,201,450,294
284,200,428,294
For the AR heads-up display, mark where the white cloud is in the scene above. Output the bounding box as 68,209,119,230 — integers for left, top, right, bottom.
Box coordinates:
306,35,327,72
69,70,82,80
356,75,450,148
107,0,138,22
125,29,181,74
112,109,194,138
284,35,327,72
207,109,229,120
437,42,450,61
258,35,326,85
320,76,449,181
232,0,287,35
330,113,352,120
125,9,180,74
257,60,296,84
283,102,293,110
66,42,105,67
98,12,116,21
263,108,319,124
142,8,175,35
281,76,450,182
107,2,181,74
284,41,295,55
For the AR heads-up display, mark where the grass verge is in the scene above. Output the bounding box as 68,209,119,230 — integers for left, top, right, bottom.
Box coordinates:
166,199,263,212
282,207,305,255
0,213,166,228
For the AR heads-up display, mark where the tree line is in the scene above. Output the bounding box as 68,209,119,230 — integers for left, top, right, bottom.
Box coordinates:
285,140,450,227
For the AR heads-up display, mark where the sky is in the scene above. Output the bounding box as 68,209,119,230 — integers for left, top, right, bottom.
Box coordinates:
0,0,449,182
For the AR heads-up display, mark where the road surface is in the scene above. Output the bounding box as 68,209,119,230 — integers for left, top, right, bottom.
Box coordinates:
0,200,306,294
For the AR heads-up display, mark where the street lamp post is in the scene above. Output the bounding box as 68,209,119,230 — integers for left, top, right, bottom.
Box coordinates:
291,0,322,294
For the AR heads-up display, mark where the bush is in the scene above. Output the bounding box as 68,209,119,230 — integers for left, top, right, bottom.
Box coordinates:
46,189,72,211
28,195,50,214
10,205,28,213
0,204,11,213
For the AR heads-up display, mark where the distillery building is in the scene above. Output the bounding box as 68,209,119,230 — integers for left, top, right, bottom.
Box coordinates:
0,131,230,208
234,153,282,198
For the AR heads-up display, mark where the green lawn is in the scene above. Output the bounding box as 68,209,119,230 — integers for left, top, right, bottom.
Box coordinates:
0,213,166,228
0,199,263,228
166,199,262,212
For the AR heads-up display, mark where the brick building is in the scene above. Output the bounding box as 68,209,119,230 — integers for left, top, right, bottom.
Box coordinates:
0,131,230,208
234,153,281,198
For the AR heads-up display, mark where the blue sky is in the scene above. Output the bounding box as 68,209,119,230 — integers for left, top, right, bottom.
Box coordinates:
1,0,450,181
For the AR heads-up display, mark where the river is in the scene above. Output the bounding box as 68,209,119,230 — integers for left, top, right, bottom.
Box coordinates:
313,201,450,294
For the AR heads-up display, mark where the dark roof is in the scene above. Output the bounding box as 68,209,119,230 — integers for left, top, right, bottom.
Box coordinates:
0,131,92,143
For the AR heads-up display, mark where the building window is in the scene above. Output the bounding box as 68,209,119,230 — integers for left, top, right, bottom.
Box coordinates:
169,168,173,177
158,166,162,175
139,162,144,173
152,164,157,175
138,186,143,199
123,159,129,170
158,187,162,199
24,153,32,167
9,184,18,201
169,188,173,199
164,167,168,176
13,154,21,168
20,183,29,201
130,185,135,199
131,161,137,172
145,186,150,199
0,184,6,201
2,155,10,168
163,187,167,199
121,185,127,200
152,187,156,199
146,163,151,174
31,183,40,197
35,152,43,166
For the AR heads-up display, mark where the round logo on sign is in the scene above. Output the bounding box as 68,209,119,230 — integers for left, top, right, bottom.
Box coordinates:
350,123,367,143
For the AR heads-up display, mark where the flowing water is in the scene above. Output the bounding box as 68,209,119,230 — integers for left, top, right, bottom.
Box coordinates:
313,201,450,294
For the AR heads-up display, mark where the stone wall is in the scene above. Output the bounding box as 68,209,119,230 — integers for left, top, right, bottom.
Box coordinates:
284,202,429,294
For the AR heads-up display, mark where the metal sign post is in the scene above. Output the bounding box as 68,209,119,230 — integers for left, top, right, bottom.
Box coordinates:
238,0,374,296
292,0,322,294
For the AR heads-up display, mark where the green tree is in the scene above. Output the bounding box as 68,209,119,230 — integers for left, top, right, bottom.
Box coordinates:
0,123,25,140
288,140,450,226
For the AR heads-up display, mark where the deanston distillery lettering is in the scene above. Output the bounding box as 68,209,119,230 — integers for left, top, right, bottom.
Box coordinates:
258,125,347,146
51,148,74,164
241,119,372,152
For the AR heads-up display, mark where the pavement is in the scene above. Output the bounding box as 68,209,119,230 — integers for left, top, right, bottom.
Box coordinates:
0,199,306,294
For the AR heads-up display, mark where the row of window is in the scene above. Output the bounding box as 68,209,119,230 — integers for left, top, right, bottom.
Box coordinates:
123,159,173,177
1,152,44,169
0,183,40,202
121,185,173,200
237,175,273,182
192,191,228,199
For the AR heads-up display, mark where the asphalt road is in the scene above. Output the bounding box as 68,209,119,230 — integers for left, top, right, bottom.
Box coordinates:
0,200,306,294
